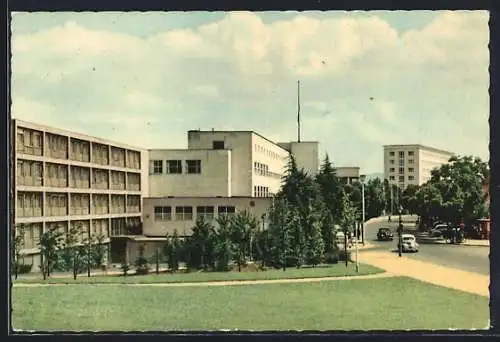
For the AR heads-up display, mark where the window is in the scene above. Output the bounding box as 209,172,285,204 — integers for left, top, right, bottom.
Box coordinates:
398,151,404,158
154,206,172,221
197,206,214,220
152,160,163,174
389,152,395,156
399,176,404,182
408,168,414,172
213,140,225,149
389,176,395,181
186,160,201,174
166,160,182,174
399,159,405,166
408,159,414,164
399,167,404,174
175,206,193,221
389,159,395,165
389,168,395,173
218,206,236,215
408,175,415,181
408,151,414,156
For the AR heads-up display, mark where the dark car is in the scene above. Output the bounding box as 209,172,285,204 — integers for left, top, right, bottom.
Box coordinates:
377,227,394,241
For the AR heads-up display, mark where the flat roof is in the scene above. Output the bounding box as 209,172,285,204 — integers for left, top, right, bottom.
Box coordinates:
188,130,291,153
334,166,360,169
144,196,273,200
383,144,454,156
147,148,230,152
13,118,144,152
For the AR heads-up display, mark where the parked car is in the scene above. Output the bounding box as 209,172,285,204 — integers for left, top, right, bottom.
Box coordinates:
377,227,394,241
398,234,419,252
430,224,449,237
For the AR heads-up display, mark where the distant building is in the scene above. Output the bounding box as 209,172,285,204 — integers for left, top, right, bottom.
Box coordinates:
334,166,360,185
383,144,454,189
144,130,319,238
11,119,147,270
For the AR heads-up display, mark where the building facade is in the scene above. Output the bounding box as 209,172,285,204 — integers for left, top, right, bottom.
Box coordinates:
383,144,454,189
11,119,146,270
334,166,360,185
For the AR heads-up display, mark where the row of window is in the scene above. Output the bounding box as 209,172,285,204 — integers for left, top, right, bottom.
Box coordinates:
16,128,141,170
388,175,415,182
389,151,415,157
154,205,236,221
151,159,202,175
389,167,415,174
254,185,271,198
253,162,281,179
254,143,285,161
389,158,414,165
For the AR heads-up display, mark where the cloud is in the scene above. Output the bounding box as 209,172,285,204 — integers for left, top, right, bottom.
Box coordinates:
10,11,489,174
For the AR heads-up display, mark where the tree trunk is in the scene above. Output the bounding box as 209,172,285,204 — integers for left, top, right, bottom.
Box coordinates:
344,234,348,268
73,259,77,280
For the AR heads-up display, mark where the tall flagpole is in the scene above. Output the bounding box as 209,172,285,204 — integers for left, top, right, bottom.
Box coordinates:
297,80,301,143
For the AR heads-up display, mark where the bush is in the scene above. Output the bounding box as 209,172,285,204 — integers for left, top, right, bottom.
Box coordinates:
135,245,150,275
324,251,339,264
337,250,352,263
15,263,33,274
120,262,131,276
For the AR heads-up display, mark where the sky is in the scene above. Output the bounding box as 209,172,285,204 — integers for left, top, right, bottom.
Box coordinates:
10,11,490,174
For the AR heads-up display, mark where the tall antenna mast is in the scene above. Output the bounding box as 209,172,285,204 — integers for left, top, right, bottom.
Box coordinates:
297,80,301,143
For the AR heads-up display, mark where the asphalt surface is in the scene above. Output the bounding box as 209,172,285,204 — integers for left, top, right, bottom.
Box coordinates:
363,219,490,276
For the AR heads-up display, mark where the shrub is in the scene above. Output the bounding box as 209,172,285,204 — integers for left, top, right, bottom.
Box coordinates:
337,250,352,263
15,263,33,274
120,262,130,276
134,245,150,275
324,251,339,264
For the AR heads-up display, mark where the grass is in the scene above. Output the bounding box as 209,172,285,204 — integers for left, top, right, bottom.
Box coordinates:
12,276,488,331
14,263,383,284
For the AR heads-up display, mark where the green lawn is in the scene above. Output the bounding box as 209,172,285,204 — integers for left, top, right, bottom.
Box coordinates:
15,263,382,284
12,276,488,331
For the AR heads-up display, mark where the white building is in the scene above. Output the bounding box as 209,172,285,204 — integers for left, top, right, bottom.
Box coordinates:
383,144,455,189
145,130,319,237
11,119,148,269
334,166,360,185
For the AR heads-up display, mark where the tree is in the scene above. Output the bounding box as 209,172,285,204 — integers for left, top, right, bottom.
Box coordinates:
304,212,324,267
266,196,294,270
229,210,258,272
39,225,64,279
165,230,181,272
339,191,357,267
186,216,217,271
135,245,149,275
316,154,343,223
364,178,386,220
12,225,25,280
401,184,420,215
214,214,234,272
59,224,87,280
91,234,107,268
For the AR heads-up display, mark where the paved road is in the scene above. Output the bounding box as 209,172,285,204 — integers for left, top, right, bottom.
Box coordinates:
363,218,490,276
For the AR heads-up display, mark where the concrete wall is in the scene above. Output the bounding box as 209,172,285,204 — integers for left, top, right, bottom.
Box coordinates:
142,197,272,236
148,149,231,197
187,131,251,196
418,148,453,185
288,142,320,176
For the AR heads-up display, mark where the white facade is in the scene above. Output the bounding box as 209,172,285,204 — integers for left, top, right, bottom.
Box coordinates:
143,197,272,236
148,131,317,199
334,166,360,184
11,119,147,270
383,144,454,189
278,141,320,176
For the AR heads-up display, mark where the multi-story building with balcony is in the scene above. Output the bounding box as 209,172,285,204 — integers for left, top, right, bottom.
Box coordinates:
11,119,147,269
334,166,361,185
383,144,455,189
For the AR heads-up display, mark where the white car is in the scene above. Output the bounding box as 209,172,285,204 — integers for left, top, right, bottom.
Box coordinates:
398,234,419,253
429,224,449,237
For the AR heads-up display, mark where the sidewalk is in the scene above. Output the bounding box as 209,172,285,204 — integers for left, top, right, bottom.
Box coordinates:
358,250,489,297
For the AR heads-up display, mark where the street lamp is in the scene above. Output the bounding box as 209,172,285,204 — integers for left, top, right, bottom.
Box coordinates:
360,174,366,246
397,205,403,257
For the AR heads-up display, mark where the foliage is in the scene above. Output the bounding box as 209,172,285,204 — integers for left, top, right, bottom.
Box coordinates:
121,262,131,276
414,155,488,226
91,234,107,268
135,245,150,275
401,184,420,215
165,230,182,272
316,154,343,223
59,224,87,279
229,210,258,272
12,225,26,279
364,178,386,220
266,196,294,270
38,225,64,280
304,212,324,267
213,214,234,272
16,263,33,274
185,216,217,271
